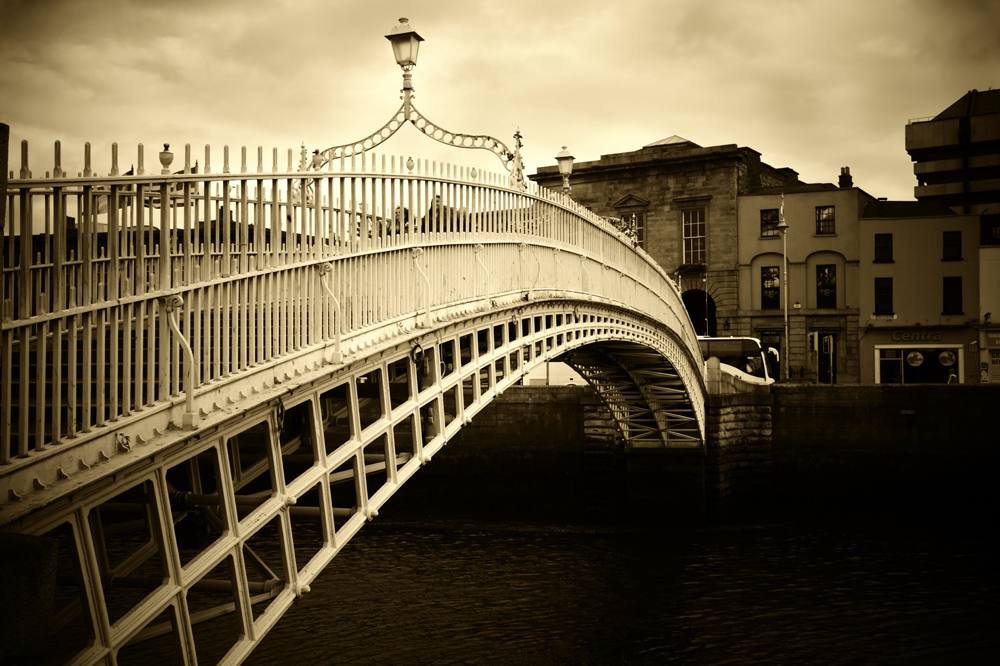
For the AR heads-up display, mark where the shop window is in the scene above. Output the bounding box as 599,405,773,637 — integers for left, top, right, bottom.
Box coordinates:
879,349,903,383
816,264,836,309
761,266,780,310
874,233,893,262
760,209,780,238
943,231,962,260
683,208,706,264
874,278,893,315
879,347,960,384
942,276,963,314
815,206,835,235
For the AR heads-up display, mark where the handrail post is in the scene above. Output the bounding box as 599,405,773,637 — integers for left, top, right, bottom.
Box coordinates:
552,248,565,299
474,244,490,311
412,248,431,328
519,242,534,301
162,295,197,430
318,263,343,364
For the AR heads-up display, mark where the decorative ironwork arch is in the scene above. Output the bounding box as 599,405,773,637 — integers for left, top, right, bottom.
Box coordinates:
314,103,526,191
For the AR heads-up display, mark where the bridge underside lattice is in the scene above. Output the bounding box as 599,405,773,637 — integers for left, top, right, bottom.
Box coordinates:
0,300,704,666
565,341,702,448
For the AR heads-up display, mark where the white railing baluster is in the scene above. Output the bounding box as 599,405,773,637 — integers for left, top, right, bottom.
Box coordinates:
3,139,693,507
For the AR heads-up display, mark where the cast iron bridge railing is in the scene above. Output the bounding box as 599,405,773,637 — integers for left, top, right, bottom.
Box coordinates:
1,139,707,665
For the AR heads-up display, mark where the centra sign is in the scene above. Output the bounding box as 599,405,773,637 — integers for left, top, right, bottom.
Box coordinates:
891,330,943,342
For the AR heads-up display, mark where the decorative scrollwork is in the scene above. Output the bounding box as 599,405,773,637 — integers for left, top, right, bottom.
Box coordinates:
315,104,409,169
408,104,516,166
313,102,527,191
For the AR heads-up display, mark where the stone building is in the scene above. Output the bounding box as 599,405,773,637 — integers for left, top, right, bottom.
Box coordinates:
529,136,799,337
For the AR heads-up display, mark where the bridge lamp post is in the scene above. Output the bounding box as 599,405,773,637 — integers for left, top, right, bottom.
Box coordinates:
777,197,790,381
316,18,527,190
386,18,425,119
555,146,574,195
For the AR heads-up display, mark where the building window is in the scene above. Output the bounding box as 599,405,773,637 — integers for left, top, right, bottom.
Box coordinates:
815,206,835,235
817,264,837,308
683,208,706,264
874,277,893,315
619,211,646,248
943,231,962,260
761,266,780,310
943,276,963,314
874,233,893,262
982,215,1000,247
760,209,780,238
878,346,962,384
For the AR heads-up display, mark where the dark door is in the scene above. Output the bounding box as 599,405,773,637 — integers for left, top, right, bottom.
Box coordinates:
818,333,837,384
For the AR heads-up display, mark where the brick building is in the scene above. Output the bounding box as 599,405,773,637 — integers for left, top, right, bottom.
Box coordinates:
529,136,799,337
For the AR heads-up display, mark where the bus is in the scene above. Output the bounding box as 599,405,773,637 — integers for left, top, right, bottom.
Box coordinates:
698,336,778,385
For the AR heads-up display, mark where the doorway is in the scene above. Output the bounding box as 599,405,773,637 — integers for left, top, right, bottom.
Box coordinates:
682,289,716,337
817,332,837,384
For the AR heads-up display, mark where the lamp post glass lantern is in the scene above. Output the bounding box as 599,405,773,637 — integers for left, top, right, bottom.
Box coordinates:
385,17,424,71
555,146,574,194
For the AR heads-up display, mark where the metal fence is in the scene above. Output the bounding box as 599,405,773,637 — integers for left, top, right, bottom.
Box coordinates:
2,140,698,467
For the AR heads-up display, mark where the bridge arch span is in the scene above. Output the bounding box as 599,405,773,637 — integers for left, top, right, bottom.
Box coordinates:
3,147,711,665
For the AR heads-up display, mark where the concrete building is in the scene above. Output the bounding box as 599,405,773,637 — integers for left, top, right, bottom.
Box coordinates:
737,174,876,383
906,88,1000,215
858,200,982,384
530,136,799,337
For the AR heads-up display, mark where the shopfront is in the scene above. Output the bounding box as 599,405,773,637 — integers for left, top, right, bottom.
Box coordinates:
869,328,972,384
983,329,1000,384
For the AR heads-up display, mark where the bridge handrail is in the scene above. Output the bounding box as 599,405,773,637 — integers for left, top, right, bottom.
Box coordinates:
2,140,699,468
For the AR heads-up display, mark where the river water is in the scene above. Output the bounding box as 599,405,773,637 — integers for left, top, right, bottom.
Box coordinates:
244,512,998,665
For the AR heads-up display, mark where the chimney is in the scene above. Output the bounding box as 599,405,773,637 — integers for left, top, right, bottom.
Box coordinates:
839,166,853,189
877,197,887,216
777,167,799,185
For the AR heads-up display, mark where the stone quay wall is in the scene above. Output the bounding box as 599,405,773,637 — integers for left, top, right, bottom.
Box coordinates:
770,384,1000,521
705,393,773,521
390,384,997,524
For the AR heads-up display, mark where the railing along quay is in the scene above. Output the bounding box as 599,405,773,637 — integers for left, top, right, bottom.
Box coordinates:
2,140,698,508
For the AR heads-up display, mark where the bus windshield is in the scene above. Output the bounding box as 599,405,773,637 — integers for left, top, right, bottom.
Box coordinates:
698,337,776,384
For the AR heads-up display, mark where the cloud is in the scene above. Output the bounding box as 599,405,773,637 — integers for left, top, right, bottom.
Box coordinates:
1,0,997,199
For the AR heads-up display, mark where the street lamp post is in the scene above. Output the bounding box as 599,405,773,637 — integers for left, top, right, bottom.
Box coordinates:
385,18,424,118
310,18,528,191
777,194,790,380
555,146,574,195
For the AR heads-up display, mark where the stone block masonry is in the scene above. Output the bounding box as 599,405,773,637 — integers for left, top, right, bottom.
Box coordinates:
704,393,773,521
770,384,1000,521
389,384,997,526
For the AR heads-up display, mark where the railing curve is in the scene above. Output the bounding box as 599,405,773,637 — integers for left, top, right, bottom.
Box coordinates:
2,140,702,507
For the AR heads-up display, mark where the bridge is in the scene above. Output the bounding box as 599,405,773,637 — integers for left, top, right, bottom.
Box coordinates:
0,122,721,662
0,15,763,663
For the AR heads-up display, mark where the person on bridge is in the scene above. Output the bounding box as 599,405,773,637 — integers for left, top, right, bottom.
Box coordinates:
422,194,469,233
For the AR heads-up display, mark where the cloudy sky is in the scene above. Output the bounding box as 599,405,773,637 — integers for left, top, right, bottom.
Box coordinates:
2,0,998,200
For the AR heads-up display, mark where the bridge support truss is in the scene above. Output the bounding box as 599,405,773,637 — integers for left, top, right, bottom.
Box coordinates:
0,301,702,665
